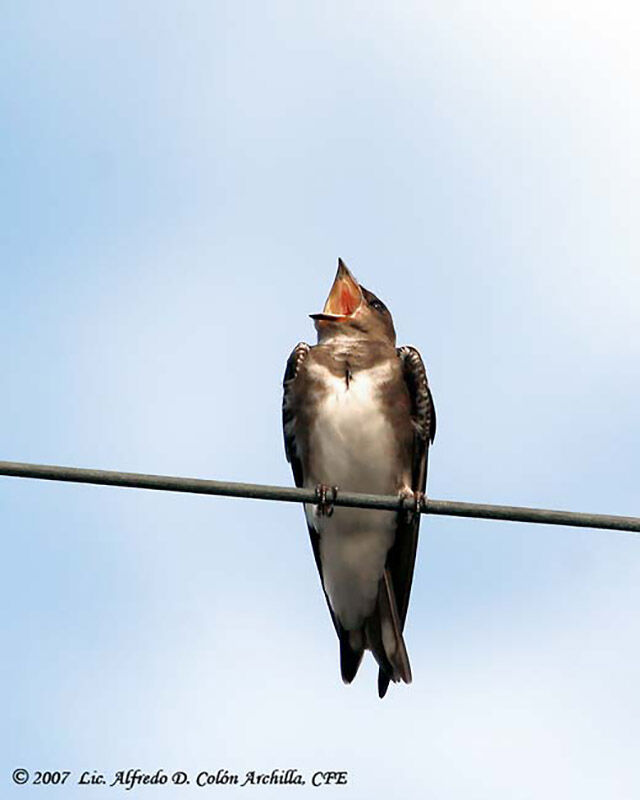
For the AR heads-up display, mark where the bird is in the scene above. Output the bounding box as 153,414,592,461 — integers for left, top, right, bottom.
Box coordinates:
282,259,436,697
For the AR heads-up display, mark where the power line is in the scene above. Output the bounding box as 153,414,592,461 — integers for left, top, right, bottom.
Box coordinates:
1,459,638,534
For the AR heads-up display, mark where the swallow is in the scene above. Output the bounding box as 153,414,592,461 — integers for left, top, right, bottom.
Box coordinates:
282,259,436,697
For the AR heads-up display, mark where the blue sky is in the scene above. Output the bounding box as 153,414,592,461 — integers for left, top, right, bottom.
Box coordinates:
2,2,639,798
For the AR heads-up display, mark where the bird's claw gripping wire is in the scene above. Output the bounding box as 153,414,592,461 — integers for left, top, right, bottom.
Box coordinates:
400,488,426,520
413,490,426,515
315,484,339,517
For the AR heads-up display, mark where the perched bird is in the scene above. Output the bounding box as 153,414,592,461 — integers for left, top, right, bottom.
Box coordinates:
282,259,436,697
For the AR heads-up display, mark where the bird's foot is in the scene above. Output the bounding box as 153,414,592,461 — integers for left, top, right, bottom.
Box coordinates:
399,488,426,520
315,484,339,517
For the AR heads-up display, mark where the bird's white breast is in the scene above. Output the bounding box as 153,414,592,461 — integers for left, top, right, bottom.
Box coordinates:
303,359,400,630
304,359,397,493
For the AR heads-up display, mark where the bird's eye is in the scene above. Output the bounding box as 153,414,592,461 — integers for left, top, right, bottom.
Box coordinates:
370,298,387,313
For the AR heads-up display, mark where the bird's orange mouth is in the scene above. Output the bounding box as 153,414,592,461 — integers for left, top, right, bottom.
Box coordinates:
310,259,363,321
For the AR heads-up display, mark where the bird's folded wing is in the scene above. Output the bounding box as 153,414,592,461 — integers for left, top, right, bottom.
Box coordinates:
388,346,436,627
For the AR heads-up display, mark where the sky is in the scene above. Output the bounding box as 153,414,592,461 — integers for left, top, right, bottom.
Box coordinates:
2,1,639,798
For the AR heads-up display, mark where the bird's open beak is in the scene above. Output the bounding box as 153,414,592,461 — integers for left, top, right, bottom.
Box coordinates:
310,259,363,321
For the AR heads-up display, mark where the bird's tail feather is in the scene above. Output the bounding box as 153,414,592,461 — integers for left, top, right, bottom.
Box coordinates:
365,569,412,698
339,630,364,684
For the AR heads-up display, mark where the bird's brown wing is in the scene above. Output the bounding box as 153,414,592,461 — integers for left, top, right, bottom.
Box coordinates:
282,342,310,489
378,346,436,697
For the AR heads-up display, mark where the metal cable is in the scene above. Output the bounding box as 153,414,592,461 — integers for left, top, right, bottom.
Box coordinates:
1,460,638,534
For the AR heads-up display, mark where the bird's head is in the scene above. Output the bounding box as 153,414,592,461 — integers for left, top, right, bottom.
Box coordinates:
310,259,396,345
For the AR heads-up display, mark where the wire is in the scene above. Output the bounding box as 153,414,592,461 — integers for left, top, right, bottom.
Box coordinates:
1,459,638,534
